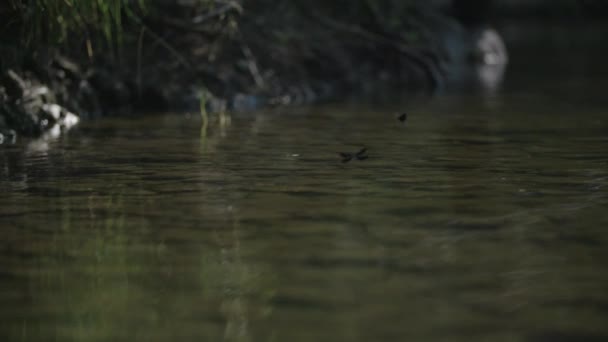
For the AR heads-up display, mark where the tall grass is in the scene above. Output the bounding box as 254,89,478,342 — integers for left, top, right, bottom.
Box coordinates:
6,0,146,55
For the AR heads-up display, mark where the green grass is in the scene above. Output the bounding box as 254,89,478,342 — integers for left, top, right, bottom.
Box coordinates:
5,0,146,55
3,0,421,58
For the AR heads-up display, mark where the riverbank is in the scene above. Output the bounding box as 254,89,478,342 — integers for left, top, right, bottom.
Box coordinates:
1,1,503,141
1,1,461,141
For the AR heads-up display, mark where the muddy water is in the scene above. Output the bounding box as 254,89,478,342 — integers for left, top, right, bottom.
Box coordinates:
1,30,608,342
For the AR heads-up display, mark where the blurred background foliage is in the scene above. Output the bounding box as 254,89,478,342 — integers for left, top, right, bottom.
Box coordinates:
3,0,147,51
2,0,606,62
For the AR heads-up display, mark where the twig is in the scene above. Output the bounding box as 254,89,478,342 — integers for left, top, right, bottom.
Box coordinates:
128,13,193,69
143,27,193,69
240,43,265,88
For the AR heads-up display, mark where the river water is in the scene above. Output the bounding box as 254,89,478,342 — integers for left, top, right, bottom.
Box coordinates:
1,26,608,341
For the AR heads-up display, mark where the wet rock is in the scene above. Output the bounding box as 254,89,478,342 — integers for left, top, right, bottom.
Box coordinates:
0,101,43,136
432,18,508,92
41,104,79,128
0,129,17,145
0,63,82,138
469,28,508,65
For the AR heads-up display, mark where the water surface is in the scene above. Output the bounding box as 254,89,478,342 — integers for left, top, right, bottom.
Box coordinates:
1,27,608,342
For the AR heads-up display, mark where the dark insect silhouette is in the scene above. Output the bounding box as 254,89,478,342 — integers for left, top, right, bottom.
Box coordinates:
339,152,353,163
355,147,368,160
398,112,407,123
339,147,368,163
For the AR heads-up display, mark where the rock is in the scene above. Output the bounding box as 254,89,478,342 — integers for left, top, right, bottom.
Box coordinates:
0,63,82,138
470,28,508,66
40,103,79,127
51,55,81,80
41,103,63,121
61,109,80,128
0,129,17,145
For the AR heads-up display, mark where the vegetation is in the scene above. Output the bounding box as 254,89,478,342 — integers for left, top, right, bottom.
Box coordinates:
15,0,581,138
1,1,446,138
1,1,428,61
5,0,144,49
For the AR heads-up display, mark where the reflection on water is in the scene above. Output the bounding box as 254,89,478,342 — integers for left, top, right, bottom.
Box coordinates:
2,30,608,342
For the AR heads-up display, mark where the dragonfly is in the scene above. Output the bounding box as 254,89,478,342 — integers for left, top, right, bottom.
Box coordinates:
339,147,368,163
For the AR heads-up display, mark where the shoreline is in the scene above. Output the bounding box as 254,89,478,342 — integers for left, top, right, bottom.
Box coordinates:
1,1,508,142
